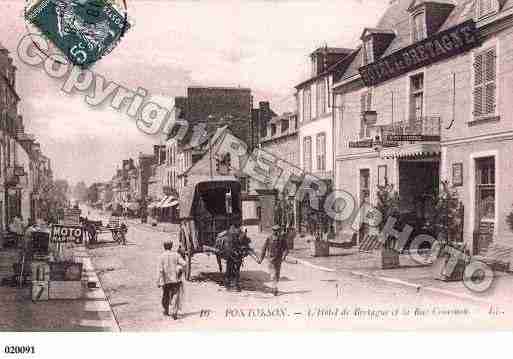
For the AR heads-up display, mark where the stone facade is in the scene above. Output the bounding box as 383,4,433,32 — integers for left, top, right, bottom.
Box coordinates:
180,86,253,146
260,112,299,167
333,0,513,253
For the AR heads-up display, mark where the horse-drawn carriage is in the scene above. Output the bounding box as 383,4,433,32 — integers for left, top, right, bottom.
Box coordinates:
178,176,255,282
83,216,126,244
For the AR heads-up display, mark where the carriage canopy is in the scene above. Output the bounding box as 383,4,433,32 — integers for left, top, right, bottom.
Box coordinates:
179,176,242,220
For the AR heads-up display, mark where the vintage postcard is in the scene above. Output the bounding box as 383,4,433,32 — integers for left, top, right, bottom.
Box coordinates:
2,0,513,343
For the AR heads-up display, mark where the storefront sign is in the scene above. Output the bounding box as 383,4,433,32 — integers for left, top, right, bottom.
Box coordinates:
452,162,463,187
386,134,441,142
349,139,399,148
50,224,83,243
63,208,81,225
349,139,373,148
359,20,479,86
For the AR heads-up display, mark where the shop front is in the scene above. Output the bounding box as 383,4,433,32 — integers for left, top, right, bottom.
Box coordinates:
443,139,513,255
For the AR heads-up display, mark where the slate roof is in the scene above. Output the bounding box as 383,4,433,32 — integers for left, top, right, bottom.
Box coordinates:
338,0,513,83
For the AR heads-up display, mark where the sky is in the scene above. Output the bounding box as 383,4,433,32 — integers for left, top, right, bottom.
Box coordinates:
1,0,388,185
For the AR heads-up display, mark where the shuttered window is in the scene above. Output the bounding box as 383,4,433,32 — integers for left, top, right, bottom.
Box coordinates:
316,133,326,172
303,136,312,173
473,48,497,118
363,39,374,65
360,91,372,138
303,87,311,122
412,12,426,42
477,0,498,19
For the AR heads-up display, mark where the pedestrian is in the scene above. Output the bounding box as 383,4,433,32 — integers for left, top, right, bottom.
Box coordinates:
222,226,243,292
157,240,187,319
120,222,127,245
257,224,289,296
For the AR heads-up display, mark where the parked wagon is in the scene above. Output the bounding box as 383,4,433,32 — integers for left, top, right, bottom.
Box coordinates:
178,176,256,281
84,217,126,243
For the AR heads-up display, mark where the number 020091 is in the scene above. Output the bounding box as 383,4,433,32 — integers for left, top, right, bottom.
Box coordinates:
4,345,35,354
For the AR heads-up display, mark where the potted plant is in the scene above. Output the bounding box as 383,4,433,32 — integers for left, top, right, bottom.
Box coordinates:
375,182,401,269
431,181,466,281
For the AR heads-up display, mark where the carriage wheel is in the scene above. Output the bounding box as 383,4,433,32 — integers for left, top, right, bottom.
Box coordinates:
185,252,192,281
216,255,223,273
179,225,193,281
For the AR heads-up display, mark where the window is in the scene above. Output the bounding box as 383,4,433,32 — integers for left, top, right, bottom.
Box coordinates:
311,55,318,77
303,136,312,172
410,73,424,122
412,12,426,42
335,94,344,154
473,47,497,119
281,119,289,133
271,124,277,136
363,39,374,65
360,91,372,138
303,87,311,122
316,80,327,116
477,0,498,19
240,177,250,193
476,157,495,222
316,133,326,172
359,169,370,203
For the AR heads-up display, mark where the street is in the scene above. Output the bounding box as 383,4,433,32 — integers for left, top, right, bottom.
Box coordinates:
83,208,506,331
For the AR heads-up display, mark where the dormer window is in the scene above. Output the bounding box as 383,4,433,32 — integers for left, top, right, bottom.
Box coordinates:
411,11,427,43
362,38,374,66
477,0,499,19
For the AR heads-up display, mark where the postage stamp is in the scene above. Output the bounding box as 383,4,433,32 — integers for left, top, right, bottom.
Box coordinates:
24,0,130,67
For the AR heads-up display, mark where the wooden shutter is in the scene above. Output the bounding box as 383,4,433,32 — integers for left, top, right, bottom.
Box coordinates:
366,92,372,137
473,53,484,117
484,48,496,115
360,93,366,138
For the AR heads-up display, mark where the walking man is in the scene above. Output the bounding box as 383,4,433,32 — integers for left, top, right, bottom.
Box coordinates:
258,225,289,296
157,240,187,319
120,222,127,245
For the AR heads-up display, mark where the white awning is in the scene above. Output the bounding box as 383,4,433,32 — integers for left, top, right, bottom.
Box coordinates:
161,197,178,208
380,143,440,159
155,197,168,208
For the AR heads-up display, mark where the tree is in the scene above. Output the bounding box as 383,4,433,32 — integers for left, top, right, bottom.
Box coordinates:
375,183,401,230
431,180,464,243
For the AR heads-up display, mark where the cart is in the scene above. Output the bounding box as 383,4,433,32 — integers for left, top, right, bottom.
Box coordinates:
85,217,126,243
178,176,254,281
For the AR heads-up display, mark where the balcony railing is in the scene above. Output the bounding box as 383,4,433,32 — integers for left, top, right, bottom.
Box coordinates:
349,116,441,148
377,116,441,142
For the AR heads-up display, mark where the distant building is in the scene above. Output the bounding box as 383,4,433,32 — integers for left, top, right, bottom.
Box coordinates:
295,46,353,234
260,112,299,167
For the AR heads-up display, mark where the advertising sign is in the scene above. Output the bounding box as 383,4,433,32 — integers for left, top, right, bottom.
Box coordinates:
50,224,83,244
63,208,81,225
359,20,479,86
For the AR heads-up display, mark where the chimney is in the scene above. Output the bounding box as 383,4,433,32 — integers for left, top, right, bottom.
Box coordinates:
153,145,160,161
174,96,187,119
259,101,270,112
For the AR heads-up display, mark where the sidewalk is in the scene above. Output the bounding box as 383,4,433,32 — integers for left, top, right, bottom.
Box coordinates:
0,245,119,332
284,233,513,305
242,227,511,304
